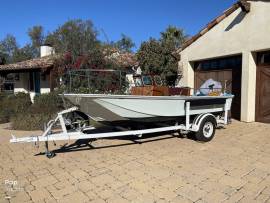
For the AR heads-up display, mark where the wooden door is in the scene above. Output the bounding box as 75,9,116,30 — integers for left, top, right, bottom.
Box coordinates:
195,70,232,93
195,69,241,120
256,65,270,123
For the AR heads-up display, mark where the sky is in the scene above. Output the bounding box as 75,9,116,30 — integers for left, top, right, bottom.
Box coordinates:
0,0,236,50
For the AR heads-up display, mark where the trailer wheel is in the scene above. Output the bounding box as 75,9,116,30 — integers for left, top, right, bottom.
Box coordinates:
195,115,216,142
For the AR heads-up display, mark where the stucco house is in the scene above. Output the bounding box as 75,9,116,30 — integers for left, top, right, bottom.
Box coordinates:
0,45,138,101
178,0,270,123
0,45,56,101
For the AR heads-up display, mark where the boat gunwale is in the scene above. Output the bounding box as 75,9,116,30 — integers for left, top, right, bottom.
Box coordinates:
63,93,234,101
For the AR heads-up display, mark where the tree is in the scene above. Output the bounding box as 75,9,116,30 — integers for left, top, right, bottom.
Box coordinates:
0,34,18,63
137,38,179,85
28,25,45,57
114,34,135,52
136,38,163,74
45,19,99,60
160,25,187,49
12,44,35,63
137,26,187,85
0,54,6,65
0,34,36,63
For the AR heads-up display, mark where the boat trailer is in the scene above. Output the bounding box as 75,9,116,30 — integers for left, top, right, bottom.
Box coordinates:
10,100,231,158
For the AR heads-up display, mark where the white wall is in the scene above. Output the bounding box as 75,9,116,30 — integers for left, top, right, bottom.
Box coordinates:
179,1,270,122
180,2,270,64
14,72,51,102
40,73,50,94
14,73,29,93
40,46,55,57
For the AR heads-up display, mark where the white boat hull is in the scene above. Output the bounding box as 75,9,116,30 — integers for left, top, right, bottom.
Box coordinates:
63,94,233,122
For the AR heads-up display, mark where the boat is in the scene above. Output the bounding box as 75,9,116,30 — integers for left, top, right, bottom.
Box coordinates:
10,75,234,157
63,74,233,122
63,94,233,122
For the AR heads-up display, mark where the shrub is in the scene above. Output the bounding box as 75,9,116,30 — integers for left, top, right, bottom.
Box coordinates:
11,92,65,130
32,92,64,114
11,113,52,131
0,92,32,124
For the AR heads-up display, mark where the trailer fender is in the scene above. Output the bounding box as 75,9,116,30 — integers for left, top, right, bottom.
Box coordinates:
192,113,217,132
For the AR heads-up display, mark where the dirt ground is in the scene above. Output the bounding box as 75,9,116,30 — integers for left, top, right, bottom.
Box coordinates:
0,120,270,203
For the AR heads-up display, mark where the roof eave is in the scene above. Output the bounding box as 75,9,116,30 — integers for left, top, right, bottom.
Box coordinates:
179,0,251,52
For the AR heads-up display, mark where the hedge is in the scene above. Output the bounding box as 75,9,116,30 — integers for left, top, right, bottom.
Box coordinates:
0,92,66,130
0,92,32,124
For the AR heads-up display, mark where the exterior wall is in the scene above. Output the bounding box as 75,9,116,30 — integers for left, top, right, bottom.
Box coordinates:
14,72,51,102
14,73,29,93
179,1,270,122
40,46,55,57
40,74,50,94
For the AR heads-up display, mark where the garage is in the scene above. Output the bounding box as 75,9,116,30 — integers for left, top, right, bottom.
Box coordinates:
256,51,270,123
194,55,242,120
179,0,270,123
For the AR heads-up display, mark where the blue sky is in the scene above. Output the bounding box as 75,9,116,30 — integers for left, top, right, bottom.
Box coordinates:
1,0,236,49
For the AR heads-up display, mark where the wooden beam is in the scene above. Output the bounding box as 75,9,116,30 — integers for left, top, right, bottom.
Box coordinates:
238,1,251,12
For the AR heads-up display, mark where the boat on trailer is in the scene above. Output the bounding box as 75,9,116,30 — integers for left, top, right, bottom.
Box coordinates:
10,75,233,158
63,94,233,122
10,92,233,158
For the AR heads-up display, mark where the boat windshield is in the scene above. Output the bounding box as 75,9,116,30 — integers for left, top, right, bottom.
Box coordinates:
142,76,153,86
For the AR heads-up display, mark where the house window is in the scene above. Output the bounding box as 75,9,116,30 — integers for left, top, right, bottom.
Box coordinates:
194,55,242,71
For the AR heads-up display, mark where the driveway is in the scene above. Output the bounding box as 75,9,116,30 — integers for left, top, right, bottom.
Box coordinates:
0,121,270,203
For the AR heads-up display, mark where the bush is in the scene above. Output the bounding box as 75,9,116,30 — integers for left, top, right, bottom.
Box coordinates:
11,113,53,131
11,92,65,130
32,92,64,114
0,91,71,130
0,92,32,124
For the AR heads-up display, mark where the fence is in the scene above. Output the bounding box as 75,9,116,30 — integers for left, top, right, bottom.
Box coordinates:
63,69,128,94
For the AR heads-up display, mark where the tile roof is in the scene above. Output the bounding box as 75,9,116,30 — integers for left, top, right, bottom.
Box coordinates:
106,51,139,68
180,0,251,51
0,56,56,72
0,49,138,72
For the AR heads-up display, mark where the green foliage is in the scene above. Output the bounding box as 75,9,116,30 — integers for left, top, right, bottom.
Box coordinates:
137,38,163,74
136,38,179,85
0,30,40,63
137,26,187,85
11,113,52,131
0,92,65,130
13,92,65,130
45,19,99,60
12,44,35,63
0,92,32,123
64,69,128,94
27,25,45,57
0,34,18,63
160,25,188,49
32,92,64,114
114,34,135,52
0,54,6,65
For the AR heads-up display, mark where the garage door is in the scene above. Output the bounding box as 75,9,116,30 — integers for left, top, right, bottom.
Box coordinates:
194,55,242,120
256,51,270,123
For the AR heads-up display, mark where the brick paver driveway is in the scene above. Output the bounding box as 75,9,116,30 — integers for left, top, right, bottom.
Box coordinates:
0,121,270,203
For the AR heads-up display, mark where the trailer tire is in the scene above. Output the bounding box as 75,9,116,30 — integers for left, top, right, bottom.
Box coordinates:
195,115,216,142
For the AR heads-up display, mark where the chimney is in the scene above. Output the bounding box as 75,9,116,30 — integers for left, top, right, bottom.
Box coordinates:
40,44,55,57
